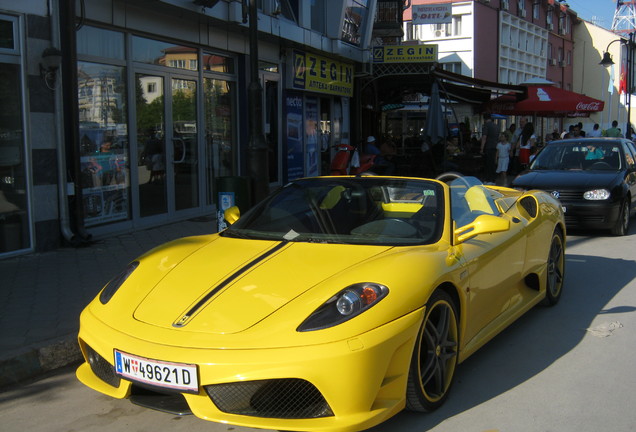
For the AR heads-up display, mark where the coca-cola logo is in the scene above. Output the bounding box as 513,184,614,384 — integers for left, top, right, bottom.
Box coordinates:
576,101,601,111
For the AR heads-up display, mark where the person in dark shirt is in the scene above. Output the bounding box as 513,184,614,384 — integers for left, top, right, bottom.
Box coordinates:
480,113,499,183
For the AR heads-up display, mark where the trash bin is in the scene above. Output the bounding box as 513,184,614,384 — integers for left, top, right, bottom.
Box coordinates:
216,176,252,232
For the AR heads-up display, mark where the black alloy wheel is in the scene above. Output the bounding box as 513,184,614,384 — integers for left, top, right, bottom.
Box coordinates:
406,289,459,412
543,228,565,306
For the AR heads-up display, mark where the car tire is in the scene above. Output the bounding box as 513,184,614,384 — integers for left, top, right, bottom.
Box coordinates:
611,199,630,236
406,289,459,412
542,228,565,306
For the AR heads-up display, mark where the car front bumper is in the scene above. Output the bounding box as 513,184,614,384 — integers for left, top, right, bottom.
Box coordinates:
76,307,424,432
560,199,622,230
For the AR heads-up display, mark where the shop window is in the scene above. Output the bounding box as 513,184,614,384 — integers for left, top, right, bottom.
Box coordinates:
77,26,124,59
203,52,235,74
132,36,198,71
77,62,130,227
0,61,29,253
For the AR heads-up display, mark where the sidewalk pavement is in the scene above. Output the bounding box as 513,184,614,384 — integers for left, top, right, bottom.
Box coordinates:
0,217,216,388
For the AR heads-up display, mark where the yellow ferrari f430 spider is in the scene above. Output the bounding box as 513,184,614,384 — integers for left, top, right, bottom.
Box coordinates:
76,175,565,432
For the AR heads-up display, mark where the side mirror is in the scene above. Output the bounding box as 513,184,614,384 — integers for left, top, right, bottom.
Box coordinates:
454,214,510,244
224,206,240,225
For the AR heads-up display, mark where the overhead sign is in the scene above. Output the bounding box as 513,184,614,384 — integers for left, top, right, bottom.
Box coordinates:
412,4,452,25
290,50,353,97
372,45,437,63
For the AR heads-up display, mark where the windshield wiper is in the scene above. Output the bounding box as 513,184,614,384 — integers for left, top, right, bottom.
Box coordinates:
222,229,254,239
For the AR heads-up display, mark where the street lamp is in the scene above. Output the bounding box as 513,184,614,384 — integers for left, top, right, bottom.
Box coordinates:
600,35,634,139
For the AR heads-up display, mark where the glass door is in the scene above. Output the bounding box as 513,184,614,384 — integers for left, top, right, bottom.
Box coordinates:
135,72,198,219
171,77,198,211
0,61,30,253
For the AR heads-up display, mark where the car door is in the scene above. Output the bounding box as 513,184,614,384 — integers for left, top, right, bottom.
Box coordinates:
450,185,528,346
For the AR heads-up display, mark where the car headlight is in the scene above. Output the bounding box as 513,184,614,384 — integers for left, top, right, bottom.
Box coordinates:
583,189,610,200
297,283,389,332
99,261,139,304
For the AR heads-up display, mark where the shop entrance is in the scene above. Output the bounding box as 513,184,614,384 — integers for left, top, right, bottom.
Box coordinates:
135,72,199,220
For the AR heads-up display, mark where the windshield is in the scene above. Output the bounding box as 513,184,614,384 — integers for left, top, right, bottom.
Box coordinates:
530,141,623,171
222,177,444,246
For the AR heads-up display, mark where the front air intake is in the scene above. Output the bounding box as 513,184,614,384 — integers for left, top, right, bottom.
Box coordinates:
84,343,120,387
205,378,333,419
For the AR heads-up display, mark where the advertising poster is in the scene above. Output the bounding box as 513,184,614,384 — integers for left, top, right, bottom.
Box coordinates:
412,4,452,25
304,96,319,177
285,90,304,181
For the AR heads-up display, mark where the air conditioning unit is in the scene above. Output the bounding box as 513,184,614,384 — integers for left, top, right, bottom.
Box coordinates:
550,59,557,66
547,23,554,30
434,30,443,37
520,9,527,18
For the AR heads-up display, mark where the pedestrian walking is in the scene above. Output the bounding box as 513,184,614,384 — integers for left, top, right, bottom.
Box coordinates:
518,122,536,171
480,113,499,183
496,131,511,186
510,117,526,175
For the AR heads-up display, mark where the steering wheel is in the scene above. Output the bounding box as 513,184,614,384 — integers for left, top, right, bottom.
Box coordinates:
435,171,472,187
589,161,611,170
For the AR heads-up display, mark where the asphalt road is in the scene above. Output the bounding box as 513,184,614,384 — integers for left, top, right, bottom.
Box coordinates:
2,229,636,432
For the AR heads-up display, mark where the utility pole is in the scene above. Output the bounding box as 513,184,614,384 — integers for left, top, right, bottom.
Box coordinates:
246,0,269,204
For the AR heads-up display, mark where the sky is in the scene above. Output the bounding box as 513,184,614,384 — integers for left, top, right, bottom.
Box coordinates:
570,0,623,30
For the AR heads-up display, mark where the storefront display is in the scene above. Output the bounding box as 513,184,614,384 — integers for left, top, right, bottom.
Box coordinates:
77,61,130,227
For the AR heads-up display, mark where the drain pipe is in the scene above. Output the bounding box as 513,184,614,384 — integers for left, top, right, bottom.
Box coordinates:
60,0,92,244
49,0,79,245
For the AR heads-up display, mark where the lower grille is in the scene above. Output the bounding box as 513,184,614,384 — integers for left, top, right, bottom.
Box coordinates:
84,344,120,387
565,214,606,225
205,378,333,419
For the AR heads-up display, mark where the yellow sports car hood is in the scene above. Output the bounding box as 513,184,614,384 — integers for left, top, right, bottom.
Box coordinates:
133,237,391,334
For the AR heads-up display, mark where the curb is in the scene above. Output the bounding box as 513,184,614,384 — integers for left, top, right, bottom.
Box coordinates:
0,337,82,388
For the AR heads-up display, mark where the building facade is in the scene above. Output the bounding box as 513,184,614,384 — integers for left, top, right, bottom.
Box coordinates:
401,0,580,136
0,0,379,258
574,19,633,134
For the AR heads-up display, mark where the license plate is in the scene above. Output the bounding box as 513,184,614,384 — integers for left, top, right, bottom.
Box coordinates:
114,350,199,393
